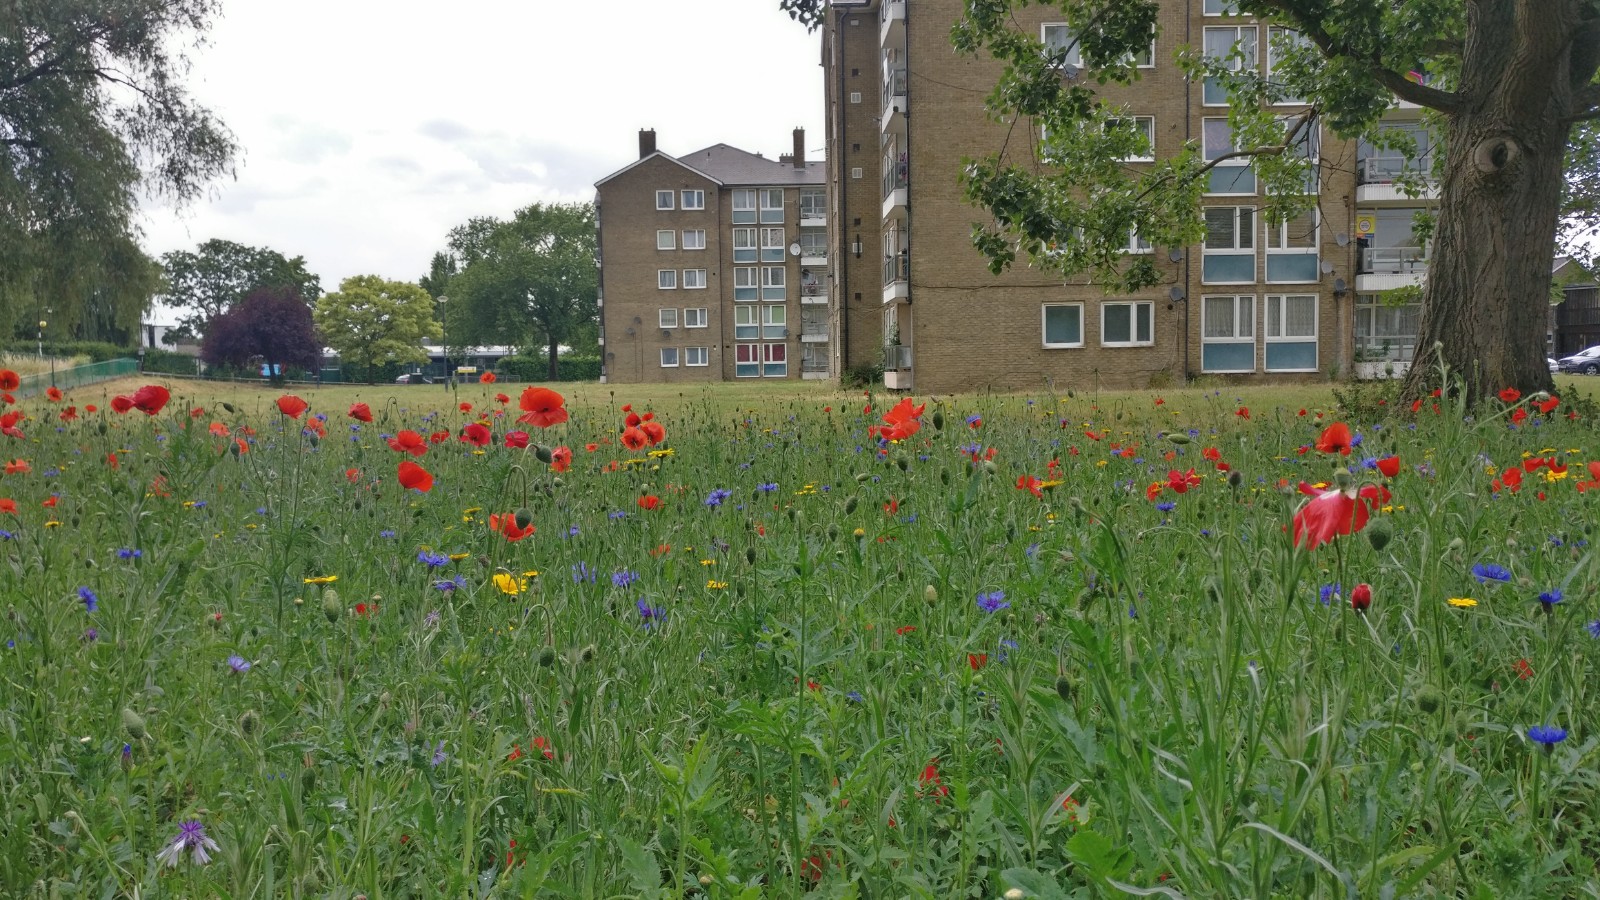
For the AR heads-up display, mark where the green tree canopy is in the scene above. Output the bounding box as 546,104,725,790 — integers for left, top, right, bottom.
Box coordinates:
1,0,236,344
313,276,441,383
439,203,598,379
160,239,322,336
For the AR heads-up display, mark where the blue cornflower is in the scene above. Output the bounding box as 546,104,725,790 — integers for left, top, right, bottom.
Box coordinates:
432,575,466,592
608,510,628,520
1025,542,1040,558
116,548,142,560
1472,563,1512,583
380,530,397,539
431,741,447,766
611,569,639,589
1155,501,1176,512
83,628,98,643
417,550,449,568
157,820,219,867
1319,583,1341,606
227,655,250,674
704,488,733,507
1527,725,1568,747
567,525,580,537
1586,620,1600,638
190,500,207,509
965,413,982,427
1349,433,1364,447
976,591,1009,614
572,562,595,584
78,587,98,612
636,598,665,627
846,691,864,703
757,482,778,493
1538,589,1563,607
0,530,12,541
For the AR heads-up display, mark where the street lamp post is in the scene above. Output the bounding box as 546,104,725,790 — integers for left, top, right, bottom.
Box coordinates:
37,320,46,363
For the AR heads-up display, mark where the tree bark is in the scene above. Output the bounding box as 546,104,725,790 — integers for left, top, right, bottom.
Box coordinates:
1400,1,1572,403
547,332,559,380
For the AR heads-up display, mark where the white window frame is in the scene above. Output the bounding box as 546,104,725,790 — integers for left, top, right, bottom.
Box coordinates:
1201,294,1256,373
1041,23,1083,69
1125,228,1154,254
760,227,786,262
1100,301,1154,348
734,342,760,377
733,227,757,263
1202,206,1256,285
681,189,705,210
799,188,826,219
657,269,677,290
759,188,785,223
1202,118,1255,196
761,266,786,300
761,304,786,340
685,346,709,367
734,306,759,340
762,342,788,377
1267,27,1311,105
1203,0,1241,14
1202,26,1258,106
732,189,757,224
656,230,676,250
682,269,707,290
683,307,708,328
1110,116,1155,161
655,190,675,210
1042,303,1085,349
1265,208,1320,284
682,229,706,250
734,267,758,301
1264,294,1319,372
659,347,679,367
658,308,679,328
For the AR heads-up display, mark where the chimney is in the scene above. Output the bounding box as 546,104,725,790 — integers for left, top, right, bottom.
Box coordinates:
639,128,656,159
792,127,806,168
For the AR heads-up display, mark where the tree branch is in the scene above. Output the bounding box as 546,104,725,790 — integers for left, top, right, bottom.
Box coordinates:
0,24,112,92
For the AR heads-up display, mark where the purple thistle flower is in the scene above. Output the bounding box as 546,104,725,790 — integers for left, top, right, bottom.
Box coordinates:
157,820,219,867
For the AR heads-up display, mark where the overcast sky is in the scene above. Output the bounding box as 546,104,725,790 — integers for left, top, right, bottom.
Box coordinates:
137,1,826,316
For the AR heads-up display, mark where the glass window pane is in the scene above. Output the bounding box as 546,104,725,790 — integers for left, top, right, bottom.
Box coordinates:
1104,304,1131,342
1203,254,1254,283
1203,342,1255,371
1044,305,1081,345
1203,297,1234,337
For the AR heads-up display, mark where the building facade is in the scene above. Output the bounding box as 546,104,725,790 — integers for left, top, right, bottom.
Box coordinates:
594,130,830,384
822,0,1437,392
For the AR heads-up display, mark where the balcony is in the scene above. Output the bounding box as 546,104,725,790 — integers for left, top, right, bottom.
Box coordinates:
1356,157,1438,205
880,0,905,50
800,248,829,268
800,319,830,343
882,68,908,135
799,205,827,229
883,343,912,391
882,165,908,221
800,275,829,304
1357,245,1428,292
882,254,909,303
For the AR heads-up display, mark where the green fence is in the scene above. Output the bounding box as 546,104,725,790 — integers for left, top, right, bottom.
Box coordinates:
14,358,140,397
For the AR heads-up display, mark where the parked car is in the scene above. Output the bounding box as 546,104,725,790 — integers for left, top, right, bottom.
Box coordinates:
394,373,434,384
1557,345,1600,375
1549,357,1560,373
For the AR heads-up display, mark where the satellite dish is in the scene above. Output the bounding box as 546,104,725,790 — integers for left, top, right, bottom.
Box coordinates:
1168,286,1186,301
1333,277,1348,294
1335,232,1351,247
790,242,803,256
1320,261,1335,274
1167,248,1184,262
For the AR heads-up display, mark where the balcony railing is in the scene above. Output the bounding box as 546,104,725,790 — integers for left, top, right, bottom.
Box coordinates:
883,68,907,107
800,279,827,298
1359,246,1428,275
883,163,909,199
883,254,908,286
1358,156,1435,185
801,320,829,338
883,343,912,372
799,203,826,221
799,246,828,263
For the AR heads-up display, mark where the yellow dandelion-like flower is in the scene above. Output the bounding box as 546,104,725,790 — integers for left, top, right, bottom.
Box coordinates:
449,552,470,562
493,573,525,595
1446,597,1477,608
303,575,338,585
852,527,865,537
521,570,541,578
1484,466,1498,476
44,520,62,528
463,507,483,515
706,580,728,590
648,448,674,458
1095,460,1108,468
700,559,716,567
1544,469,1569,483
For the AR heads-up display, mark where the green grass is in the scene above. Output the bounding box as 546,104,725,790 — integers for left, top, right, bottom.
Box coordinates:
1,373,1598,896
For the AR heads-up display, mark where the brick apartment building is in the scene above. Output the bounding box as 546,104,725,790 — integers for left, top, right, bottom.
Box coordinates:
821,0,1436,392
594,130,831,383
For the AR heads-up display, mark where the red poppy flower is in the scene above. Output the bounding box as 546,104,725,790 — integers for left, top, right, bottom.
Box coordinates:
1314,422,1353,455
106,452,119,470
1291,482,1390,550
884,496,899,515
0,498,14,515
517,387,569,427
46,386,62,402
345,468,360,483
639,421,665,446
624,412,641,428
1536,395,1560,415
41,495,56,508
1376,456,1401,478
489,512,535,541
967,653,988,671
895,625,917,636
276,394,308,419
1497,387,1521,404
348,402,373,422
356,602,374,616
129,385,170,415
58,406,77,422
495,393,510,404
304,418,326,438
1515,658,1534,680
1350,583,1372,612
397,460,434,492
503,430,530,449
1016,475,1043,498
1236,407,1251,420
0,371,17,392
386,430,427,456
5,459,31,475
110,395,134,414
1083,429,1102,441
459,402,473,413
480,372,496,384
1166,468,1201,494
461,422,491,447
638,494,661,510
1492,467,1524,494
550,445,571,472
83,404,95,413
620,426,649,451
918,759,950,798
1510,408,1528,426
423,431,445,444
208,422,230,437
531,736,554,759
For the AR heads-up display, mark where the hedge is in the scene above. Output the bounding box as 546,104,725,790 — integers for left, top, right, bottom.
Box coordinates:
139,348,200,376
3,340,132,362
497,356,602,383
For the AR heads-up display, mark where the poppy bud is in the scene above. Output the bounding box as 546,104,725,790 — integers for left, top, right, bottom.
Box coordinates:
229,441,240,458
97,422,107,435
1168,432,1190,444
1055,676,1073,701
1227,470,1243,489
844,496,858,514
322,588,342,623
932,410,945,430
895,455,909,472
1416,686,1442,715
1350,583,1372,612
1332,467,1354,490
514,508,534,530
121,707,147,741
538,646,555,667
981,460,997,475
239,709,260,735
940,468,950,485
534,445,553,464
700,875,714,887
301,766,316,794
1366,519,1393,551
924,584,938,604
580,644,596,663
827,524,839,540
223,402,237,413
1066,389,1076,399
745,547,757,565
855,473,870,483
307,433,319,448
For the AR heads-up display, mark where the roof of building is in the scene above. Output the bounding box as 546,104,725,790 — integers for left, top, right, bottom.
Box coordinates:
593,151,723,189
681,143,825,186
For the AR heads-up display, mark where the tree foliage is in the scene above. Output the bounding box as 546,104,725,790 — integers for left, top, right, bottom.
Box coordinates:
199,287,321,378
160,239,322,336
438,203,598,379
1,0,236,343
313,276,440,383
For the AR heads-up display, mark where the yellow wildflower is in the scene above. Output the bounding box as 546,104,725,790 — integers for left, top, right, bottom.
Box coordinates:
493,573,525,595
303,575,338,585
706,580,728,590
1446,597,1477,608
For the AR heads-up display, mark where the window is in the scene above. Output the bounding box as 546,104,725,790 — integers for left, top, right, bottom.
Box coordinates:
681,189,705,210
1202,119,1255,194
732,189,757,224
1355,295,1420,362
656,230,676,250
733,228,757,263
799,188,826,219
734,267,758,301
655,190,674,210
798,230,827,258
1203,26,1257,106
684,307,708,328
685,346,709,367
734,306,758,339
1203,0,1240,14
658,308,678,328
1125,229,1154,254
851,167,863,179
1101,301,1154,346
683,268,707,289
849,91,862,104
1042,303,1084,348
761,227,786,262
1202,295,1255,372
1265,209,1318,283
762,304,786,339
1264,294,1318,371
761,266,786,300
660,347,679,367
1267,28,1312,104
657,269,677,290
682,229,706,250
1041,24,1083,69
763,342,787,377
1203,207,1255,283
760,188,785,223
735,343,760,377
1109,116,1155,161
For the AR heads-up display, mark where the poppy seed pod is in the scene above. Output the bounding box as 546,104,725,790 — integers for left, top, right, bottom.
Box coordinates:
1366,519,1393,551
1055,676,1073,701
538,646,555,667
534,445,552,464
322,588,342,623
896,455,909,472
932,410,945,430
844,496,858,515
1227,470,1243,489
121,707,147,741
745,546,757,565
514,508,534,530
855,472,870,483
239,709,260,736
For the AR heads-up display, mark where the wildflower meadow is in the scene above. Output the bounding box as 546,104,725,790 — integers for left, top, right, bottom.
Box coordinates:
2,367,1599,897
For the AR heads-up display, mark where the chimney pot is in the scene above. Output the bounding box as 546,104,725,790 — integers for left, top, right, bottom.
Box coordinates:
639,128,657,159
792,127,805,168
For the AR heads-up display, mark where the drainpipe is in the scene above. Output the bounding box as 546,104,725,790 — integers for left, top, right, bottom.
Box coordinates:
1182,0,1192,383
835,10,851,371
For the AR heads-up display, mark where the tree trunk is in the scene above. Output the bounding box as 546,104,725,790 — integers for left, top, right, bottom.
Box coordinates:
547,332,558,380
1400,3,1573,404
